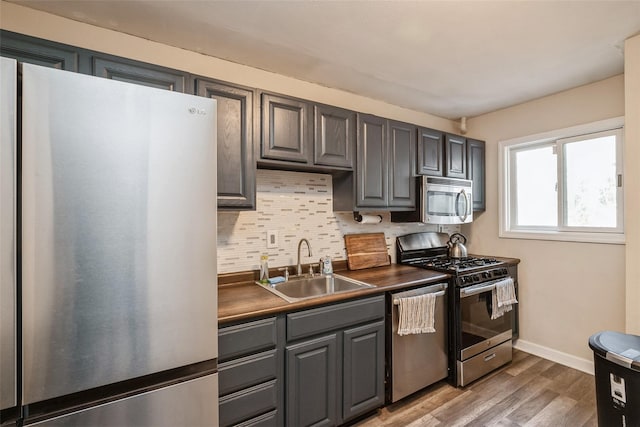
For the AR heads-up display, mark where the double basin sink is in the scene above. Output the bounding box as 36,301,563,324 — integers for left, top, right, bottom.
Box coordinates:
256,274,374,303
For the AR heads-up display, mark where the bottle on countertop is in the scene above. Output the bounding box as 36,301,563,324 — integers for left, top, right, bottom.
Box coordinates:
321,255,333,275
259,255,269,284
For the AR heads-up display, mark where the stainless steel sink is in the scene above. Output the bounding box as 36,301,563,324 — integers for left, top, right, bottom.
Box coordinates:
256,274,374,302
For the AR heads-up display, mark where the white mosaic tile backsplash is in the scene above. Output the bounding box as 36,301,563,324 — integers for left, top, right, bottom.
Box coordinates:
217,169,458,274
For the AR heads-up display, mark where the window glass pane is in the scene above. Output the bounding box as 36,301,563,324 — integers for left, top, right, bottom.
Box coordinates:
564,135,617,227
515,146,557,226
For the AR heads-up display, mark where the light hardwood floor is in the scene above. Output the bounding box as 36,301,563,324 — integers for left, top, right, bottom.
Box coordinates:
354,350,596,427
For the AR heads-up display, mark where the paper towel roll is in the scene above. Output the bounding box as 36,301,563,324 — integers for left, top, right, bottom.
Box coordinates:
354,213,383,224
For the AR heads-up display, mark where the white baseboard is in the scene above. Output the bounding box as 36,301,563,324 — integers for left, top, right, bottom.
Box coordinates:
514,339,595,375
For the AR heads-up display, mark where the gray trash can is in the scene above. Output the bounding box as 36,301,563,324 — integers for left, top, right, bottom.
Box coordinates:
589,331,640,426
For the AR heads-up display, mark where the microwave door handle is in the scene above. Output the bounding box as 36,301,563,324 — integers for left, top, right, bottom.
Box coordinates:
458,189,469,222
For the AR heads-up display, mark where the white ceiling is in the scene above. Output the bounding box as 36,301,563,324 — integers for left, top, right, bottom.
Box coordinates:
10,0,640,119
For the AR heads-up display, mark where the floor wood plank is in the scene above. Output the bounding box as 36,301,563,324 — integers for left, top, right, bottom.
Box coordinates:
354,350,596,427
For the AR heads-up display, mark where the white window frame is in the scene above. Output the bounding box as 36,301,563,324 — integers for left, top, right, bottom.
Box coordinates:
499,117,625,244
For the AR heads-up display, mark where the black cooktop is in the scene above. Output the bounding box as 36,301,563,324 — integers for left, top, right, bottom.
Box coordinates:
396,231,504,275
406,255,501,273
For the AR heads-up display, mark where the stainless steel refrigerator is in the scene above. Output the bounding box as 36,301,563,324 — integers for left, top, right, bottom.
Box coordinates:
1,57,218,426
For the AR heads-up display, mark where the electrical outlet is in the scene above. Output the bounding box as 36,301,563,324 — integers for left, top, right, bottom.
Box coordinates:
267,230,278,249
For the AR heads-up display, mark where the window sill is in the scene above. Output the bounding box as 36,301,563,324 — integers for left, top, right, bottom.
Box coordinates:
499,229,625,245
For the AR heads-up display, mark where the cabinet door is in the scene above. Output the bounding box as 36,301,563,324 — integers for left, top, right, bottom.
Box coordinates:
342,321,385,422
445,134,467,178
92,56,186,92
356,114,387,208
314,104,355,169
313,105,356,169
467,138,486,211
286,335,337,427
417,127,444,176
0,31,78,71
197,79,256,210
388,121,416,209
261,93,311,163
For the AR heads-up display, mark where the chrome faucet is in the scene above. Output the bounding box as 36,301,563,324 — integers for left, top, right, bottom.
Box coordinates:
296,238,313,276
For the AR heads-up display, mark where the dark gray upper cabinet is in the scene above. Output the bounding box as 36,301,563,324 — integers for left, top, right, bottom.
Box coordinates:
0,31,78,71
314,104,356,169
196,79,256,210
356,114,388,208
417,127,444,176
467,138,486,211
92,56,187,92
355,115,416,210
445,133,467,178
261,93,312,163
387,120,416,209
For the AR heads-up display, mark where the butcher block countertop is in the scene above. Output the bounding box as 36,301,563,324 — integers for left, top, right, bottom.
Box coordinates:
218,264,450,325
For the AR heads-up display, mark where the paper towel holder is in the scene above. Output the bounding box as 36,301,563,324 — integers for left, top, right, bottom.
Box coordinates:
353,211,383,224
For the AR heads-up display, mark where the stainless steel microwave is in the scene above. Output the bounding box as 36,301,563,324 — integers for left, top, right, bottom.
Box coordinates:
391,176,473,224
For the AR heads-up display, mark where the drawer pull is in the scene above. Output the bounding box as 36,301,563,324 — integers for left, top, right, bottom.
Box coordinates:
484,353,496,362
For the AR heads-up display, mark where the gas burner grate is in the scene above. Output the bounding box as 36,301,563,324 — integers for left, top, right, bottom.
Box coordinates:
409,256,501,273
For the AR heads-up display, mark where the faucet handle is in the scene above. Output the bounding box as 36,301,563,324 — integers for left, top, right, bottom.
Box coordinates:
308,265,315,278
278,267,289,281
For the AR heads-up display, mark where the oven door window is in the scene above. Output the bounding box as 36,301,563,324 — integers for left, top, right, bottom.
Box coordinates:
460,290,512,349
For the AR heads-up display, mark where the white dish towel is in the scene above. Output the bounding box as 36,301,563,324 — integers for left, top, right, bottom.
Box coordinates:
397,293,436,335
491,277,518,320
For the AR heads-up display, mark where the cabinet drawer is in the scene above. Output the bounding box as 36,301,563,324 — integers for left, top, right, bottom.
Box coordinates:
236,410,278,427
219,349,277,396
287,296,384,341
219,317,277,362
219,380,278,427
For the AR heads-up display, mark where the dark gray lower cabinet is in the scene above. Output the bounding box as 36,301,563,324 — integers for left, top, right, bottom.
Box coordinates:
285,296,385,426
286,335,338,427
218,317,283,427
342,321,385,421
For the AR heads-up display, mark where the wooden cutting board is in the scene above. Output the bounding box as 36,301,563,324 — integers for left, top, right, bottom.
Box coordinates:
344,233,390,270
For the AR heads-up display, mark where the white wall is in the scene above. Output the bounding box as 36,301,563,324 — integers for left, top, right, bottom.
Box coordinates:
465,76,626,368
625,34,640,335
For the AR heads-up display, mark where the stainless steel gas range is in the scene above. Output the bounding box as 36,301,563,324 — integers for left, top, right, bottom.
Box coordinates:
396,232,519,387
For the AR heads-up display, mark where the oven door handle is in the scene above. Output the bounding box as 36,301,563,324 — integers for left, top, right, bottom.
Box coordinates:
460,282,497,297
460,277,514,297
